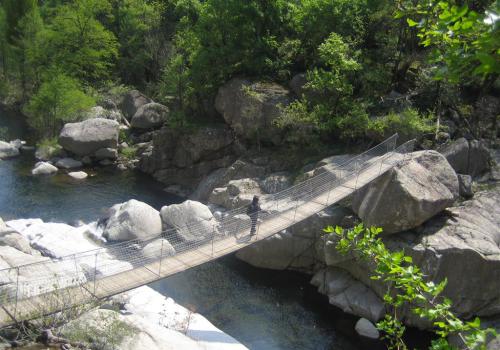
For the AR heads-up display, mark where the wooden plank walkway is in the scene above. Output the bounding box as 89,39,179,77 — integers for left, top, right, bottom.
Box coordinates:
0,150,405,328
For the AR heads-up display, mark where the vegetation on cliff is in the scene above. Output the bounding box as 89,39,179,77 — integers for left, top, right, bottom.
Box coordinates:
0,0,498,140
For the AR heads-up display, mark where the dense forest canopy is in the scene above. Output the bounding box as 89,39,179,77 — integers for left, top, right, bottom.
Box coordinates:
0,0,498,141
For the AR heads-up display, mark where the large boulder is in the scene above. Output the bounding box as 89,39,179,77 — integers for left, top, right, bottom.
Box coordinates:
0,141,20,159
326,187,500,327
120,90,153,120
352,150,458,234
104,200,162,241
139,126,237,188
209,178,262,210
440,138,491,177
236,206,353,271
160,200,218,243
59,118,119,156
141,239,175,261
131,103,169,129
311,267,386,322
215,78,292,145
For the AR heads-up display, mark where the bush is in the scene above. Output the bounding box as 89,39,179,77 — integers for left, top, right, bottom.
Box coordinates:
367,108,435,142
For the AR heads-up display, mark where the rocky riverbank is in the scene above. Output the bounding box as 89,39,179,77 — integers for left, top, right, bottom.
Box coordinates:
0,203,247,349
229,138,500,347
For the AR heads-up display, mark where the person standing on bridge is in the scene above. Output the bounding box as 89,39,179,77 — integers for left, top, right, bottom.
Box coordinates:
247,195,261,236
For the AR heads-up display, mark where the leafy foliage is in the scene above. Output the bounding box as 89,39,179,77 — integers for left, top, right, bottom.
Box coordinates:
325,224,497,350
367,108,435,142
24,71,94,137
401,0,499,84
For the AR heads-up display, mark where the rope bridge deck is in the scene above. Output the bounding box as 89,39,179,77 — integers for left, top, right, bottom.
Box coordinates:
0,134,414,328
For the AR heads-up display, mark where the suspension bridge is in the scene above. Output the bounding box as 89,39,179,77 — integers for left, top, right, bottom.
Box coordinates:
0,134,414,328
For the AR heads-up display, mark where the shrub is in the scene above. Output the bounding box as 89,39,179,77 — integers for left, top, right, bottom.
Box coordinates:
367,108,435,142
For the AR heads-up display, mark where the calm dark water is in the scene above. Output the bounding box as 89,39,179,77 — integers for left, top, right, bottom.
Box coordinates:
0,106,362,350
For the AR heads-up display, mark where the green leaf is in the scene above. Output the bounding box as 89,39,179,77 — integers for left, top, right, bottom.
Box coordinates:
407,18,419,27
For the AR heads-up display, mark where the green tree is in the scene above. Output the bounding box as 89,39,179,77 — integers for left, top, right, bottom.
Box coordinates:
110,0,163,87
39,0,119,84
278,33,369,141
24,72,95,137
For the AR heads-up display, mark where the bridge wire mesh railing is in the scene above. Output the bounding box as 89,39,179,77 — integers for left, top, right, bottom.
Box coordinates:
0,134,415,323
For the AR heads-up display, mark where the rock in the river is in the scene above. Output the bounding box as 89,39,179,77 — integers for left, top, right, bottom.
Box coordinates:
104,200,162,241
59,118,119,156
56,157,83,169
160,200,218,243
327,187,500,327
141,239,175,260
311,267,386,322
0,140,20,159
131,102,169,129
355,318,380,340
215,78,292,145
352,150,458,234
440,138,491,177
120,90,153,120
68,171,88,180
31,162,58,175
458,174,473,198
95,147,118,160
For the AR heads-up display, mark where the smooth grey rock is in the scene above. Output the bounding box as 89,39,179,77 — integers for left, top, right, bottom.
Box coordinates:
0,141,20,159
95,147,118,160
352,150,458,234
141,239,175,260
440,138,491,177
355,318,380,339
160,200,218,243
311,267,386,322
59,118,119,156
56,157,83,169
68,171,88,180
120,90,152,120
131,102,169,129
215,78,291,145
458,174,473,198
104,200,162,241
32,162,58,175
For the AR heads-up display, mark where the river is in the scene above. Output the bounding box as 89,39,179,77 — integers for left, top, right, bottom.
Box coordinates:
0,107,364,350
